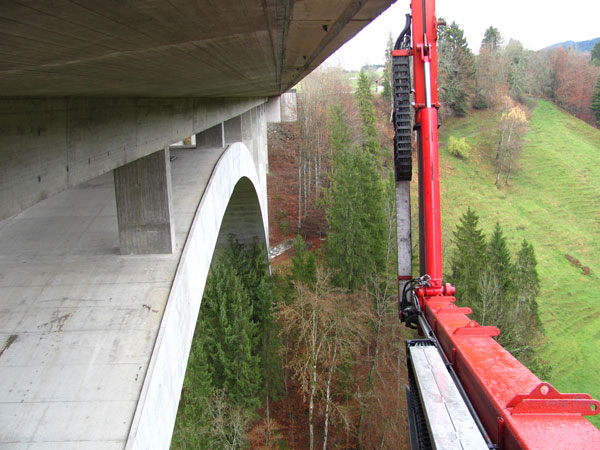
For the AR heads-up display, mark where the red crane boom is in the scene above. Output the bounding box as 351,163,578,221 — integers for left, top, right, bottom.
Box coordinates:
392,1,600,448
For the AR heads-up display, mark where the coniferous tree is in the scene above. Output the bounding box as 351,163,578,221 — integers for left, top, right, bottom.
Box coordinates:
326,146,386,291
591,74,600,127
290,234,316,284
487,222,514,296
481,26,503,52
449,208,487,307
201,255,262,411
355,71,380,154
382,33,394,106
591,42,600,66
475,27,507,109
328,104,351,157
222,238,282,407
171,323,217,449
505,39,531,103
448,213,548,378
515,240,541,326
438,21,475,115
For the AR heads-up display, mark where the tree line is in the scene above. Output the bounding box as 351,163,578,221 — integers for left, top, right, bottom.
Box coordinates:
449,208,549,377
431,23,600,126
172,40,551,445
172,70,413,448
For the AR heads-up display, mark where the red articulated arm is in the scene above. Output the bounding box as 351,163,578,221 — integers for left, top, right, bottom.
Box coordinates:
393,1,600,448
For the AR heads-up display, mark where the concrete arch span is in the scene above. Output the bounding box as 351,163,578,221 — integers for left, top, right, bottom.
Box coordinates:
126,142,268,449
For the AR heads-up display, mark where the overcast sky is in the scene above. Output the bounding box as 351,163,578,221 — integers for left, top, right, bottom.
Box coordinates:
327,0,600,70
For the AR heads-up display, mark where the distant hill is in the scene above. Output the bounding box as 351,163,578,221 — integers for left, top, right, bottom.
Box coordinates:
545,37,599,52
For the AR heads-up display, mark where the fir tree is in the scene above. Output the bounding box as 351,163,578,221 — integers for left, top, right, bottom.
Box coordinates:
480,26,503,52
591,42,600,66
449,207,487,307
515,240,540,325
201,255,262,411
382,33,394,105
326,147,386,290
328,104,351,157
222,238,281,405
486,222,514,296
438,21,475,115
355,71,380,154
290,234,316,284
171,322,217,448
591,74,600,127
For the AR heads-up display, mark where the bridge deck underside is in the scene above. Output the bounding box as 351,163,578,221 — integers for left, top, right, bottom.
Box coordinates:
0,146,224,449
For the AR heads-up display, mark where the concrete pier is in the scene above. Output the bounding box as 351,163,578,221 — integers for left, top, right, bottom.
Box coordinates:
114,148,175,255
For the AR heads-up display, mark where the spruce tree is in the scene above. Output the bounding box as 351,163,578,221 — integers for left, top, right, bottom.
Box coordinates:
290,234,316,284
591,42,600,66
201,255,261,411
487,222,514,296
515,240,541,326
438,21,474,115
449,208,487,307
222,238,281,403
355,71,380,154
481,26,503,52
328,104,351,156
326,147,386,290
382,33,394,105
171,322,217,448
591,74,600,127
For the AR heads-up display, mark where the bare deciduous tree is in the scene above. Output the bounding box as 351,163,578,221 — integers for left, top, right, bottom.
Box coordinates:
276,269,368,450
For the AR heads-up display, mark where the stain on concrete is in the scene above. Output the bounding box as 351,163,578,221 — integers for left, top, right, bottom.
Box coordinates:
0,334,17,359
37,312,72,332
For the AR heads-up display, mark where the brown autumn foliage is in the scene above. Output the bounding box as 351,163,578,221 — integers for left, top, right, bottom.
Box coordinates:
551,47,600,125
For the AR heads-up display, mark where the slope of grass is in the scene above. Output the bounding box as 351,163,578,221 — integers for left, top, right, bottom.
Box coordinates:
431,100,600,427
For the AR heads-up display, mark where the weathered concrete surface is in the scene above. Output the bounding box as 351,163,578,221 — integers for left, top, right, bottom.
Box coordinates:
0,97,264,220
0,0,395,97
126,143,267,449
114,148,175,255
196,123,224,149
265,91,297,123
0,143,267,449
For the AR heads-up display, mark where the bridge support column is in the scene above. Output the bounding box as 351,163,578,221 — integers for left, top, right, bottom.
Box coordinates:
113,148,175,254
223,115,242,145
195,123,224,148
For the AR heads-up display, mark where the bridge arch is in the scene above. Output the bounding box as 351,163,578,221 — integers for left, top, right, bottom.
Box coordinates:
126,142,268,450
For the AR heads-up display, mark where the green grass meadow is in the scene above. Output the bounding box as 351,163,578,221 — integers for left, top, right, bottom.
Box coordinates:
429,100,600,427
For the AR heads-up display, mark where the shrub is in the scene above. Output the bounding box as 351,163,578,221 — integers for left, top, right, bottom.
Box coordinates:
447,136,470,160
276,209,289,235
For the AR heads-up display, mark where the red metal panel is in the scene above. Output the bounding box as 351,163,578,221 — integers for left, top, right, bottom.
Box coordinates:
419,294,600,449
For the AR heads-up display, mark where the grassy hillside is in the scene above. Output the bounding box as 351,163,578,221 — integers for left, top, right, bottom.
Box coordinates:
431,100,600,427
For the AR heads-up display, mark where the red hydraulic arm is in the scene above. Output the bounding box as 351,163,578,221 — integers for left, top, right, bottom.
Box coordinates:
393,0,600,448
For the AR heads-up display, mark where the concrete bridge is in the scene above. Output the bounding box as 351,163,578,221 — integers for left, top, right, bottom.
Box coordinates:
0,1,394,448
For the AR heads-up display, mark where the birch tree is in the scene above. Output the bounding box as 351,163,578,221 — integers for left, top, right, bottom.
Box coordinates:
496,101,527,185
